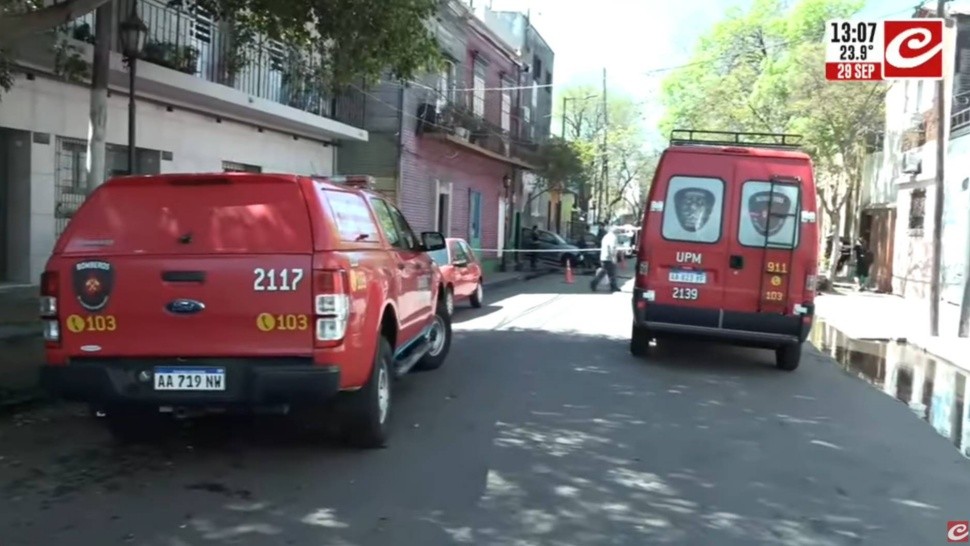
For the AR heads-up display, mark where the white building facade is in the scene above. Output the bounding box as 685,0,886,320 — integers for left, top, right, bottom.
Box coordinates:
0,0,368,285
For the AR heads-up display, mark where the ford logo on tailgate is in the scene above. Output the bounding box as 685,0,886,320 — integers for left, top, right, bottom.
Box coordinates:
167,299,205,315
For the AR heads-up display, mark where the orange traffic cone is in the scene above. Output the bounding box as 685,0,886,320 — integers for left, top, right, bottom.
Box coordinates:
565,260,575,284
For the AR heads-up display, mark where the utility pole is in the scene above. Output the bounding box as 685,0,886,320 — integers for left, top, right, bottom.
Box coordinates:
929,0,947,336
85,1,113,193
600,67,608,222
561,95,567,139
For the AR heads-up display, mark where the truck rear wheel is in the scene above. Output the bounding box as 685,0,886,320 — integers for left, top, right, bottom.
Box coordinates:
342,337,393,448
630,324,651,357
775,343,802,371
415,304,452,371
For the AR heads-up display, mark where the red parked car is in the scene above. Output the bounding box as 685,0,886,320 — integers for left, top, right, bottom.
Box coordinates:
428,238,484,316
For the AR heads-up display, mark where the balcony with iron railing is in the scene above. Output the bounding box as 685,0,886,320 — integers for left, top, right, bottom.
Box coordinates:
61,0,365,129
413,84,541,167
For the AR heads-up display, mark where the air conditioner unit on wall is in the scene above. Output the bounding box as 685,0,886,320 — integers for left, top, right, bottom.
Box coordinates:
901,150,922,175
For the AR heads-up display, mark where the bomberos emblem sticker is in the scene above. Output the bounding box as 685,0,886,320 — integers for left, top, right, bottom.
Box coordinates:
748,191,792,237
73,260,115,312
673,187,715,232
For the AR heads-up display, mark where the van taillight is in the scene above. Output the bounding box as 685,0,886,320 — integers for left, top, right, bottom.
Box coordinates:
636,260,649,288
39,271,61,347
314,270,350,346
805,272,817,296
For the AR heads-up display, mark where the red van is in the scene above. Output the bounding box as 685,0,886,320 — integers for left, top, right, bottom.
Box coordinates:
631,130,819,371
39,173,451,447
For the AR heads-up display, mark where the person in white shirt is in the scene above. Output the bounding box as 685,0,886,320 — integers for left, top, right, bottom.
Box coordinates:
591,226,620,292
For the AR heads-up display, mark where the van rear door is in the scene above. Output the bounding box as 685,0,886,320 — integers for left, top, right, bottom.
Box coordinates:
644,152,730,310
723,156,813,315
54,174,315,357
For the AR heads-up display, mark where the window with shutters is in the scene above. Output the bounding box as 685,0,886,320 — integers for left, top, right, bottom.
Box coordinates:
437,60,456,109
473,67,485,117
501,80,512,132
908,188,926,232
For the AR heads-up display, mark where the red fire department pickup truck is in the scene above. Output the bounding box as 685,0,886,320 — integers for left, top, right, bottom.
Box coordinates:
39,173,451,448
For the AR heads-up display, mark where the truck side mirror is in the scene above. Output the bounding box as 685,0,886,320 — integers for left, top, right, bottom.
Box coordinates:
421,231,446,251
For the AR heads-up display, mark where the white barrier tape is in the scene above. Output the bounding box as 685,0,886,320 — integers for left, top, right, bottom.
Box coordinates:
467,248,605,253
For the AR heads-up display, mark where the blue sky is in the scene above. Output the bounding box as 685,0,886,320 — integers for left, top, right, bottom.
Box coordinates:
481,0,925,143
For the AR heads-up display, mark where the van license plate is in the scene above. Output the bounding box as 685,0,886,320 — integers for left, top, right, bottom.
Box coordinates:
154,367,226,391
669,270,707,284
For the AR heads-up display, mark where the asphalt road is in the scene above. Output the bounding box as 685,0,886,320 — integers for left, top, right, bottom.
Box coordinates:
1,274,968,546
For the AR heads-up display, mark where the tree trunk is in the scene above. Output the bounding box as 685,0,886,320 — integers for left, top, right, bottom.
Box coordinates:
842,182,855,240
827,212,844,282
85,2,113,193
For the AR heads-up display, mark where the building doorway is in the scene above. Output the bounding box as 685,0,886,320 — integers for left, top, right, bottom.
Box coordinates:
434,180,452,236
468,190,482,258
0,129,31,284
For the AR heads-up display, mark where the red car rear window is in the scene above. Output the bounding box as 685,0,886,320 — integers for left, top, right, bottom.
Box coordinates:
57,178,314,254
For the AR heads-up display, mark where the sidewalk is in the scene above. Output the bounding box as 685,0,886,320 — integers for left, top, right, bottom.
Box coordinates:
814,287,970,373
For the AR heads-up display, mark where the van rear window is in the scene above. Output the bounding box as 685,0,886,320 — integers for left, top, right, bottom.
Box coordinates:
738,181,801,248
661,176,724,244
59,180,313,254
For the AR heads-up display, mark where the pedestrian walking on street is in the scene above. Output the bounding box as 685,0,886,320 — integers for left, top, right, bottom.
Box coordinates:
854,238,873,291
591,226,620,292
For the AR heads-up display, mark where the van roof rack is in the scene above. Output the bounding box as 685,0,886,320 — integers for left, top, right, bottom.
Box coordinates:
669,129,803,150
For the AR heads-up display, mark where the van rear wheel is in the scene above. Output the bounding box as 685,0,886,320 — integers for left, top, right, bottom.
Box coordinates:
775,343,802,371
630,324,651,357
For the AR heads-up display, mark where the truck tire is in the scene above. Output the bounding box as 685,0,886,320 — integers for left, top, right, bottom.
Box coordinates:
342,337,394,448
630,323,651,358
775,342,802,371
414,304,452,371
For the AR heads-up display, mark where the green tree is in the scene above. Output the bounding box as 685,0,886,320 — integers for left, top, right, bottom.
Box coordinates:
623,150,660,222
558,84,655,223
658,0,884,278
0,0,443,95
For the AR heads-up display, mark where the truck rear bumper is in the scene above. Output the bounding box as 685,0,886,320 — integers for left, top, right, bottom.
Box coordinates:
632,290,813,347
41,357,341,408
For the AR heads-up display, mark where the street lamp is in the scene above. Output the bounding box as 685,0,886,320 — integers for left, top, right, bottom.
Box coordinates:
499,174,513,272
119,7,148,175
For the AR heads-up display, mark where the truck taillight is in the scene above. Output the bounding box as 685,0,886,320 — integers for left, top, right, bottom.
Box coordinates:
314,270,350,345
39,271,61,346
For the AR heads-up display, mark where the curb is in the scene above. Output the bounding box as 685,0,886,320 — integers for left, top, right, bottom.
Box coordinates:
485,269,552,290
815,319,968,373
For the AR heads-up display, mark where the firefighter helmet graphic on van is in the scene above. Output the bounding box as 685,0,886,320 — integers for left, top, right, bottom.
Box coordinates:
748,191,792,237
673,187,716,232
72,260,115,312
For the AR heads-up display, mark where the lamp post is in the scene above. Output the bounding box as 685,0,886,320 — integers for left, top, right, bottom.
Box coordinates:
119,6,148,175
499,174,513,272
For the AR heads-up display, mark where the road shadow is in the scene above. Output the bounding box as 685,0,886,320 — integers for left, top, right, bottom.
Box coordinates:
0,329,967,546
